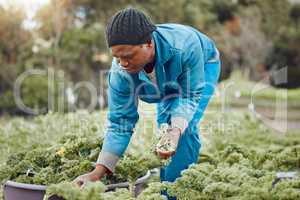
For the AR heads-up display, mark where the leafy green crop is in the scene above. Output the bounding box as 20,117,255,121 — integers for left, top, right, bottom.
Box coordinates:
1,111,300,199
0,132,168,199
44,181,166,200
0,133,167,185
156,124,176,152
157,112,300,200
165,143,300,200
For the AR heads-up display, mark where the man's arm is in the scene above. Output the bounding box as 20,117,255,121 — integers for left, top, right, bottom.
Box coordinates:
170,40,205,134
97,60,139,172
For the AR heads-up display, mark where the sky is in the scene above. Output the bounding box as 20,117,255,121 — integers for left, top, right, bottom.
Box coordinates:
0,0,50,29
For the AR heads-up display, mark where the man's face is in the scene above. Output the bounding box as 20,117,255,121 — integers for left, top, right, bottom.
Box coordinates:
110,41,154,73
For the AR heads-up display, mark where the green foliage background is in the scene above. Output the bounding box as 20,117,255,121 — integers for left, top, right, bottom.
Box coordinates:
0,0,300,114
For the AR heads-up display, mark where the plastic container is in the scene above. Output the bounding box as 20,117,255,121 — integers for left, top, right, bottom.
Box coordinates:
3,170,152,200
4,182,47,200
106,170,152,196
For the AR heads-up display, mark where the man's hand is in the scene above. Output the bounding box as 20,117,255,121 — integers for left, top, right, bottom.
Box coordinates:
156,127,181,159
73,165,108,188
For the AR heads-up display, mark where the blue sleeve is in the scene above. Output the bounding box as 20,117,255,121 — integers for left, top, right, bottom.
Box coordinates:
170,40,205,123
101,60,139,157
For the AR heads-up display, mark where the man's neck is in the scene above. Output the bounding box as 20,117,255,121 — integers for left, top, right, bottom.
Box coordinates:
144,61,155,73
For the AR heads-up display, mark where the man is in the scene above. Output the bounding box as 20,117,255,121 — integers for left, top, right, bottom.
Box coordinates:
74,7,220,199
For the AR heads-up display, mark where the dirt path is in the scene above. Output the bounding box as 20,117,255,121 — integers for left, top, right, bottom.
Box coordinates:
232,107,300,133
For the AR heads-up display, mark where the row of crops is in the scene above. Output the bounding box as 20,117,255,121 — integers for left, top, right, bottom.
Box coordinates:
0,109,299,199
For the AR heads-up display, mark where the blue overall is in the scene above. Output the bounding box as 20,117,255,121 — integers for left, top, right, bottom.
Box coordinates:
101,24,221,199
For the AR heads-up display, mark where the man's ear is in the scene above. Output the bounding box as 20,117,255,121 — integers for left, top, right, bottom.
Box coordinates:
147,40,154,48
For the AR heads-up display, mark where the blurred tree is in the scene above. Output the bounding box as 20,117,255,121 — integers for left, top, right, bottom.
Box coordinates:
0,4,68,115
257,0,291,40
58,23,108,81
216,6,273,81
290,3,300,27
261,1,300,88
33,0,112,109
70,0,136,25
0,5,30,94
0,6,29,64
35,0,75,67
2,0,300,115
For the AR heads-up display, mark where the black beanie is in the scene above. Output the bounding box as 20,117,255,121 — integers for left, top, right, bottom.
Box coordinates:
106,8,156,47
